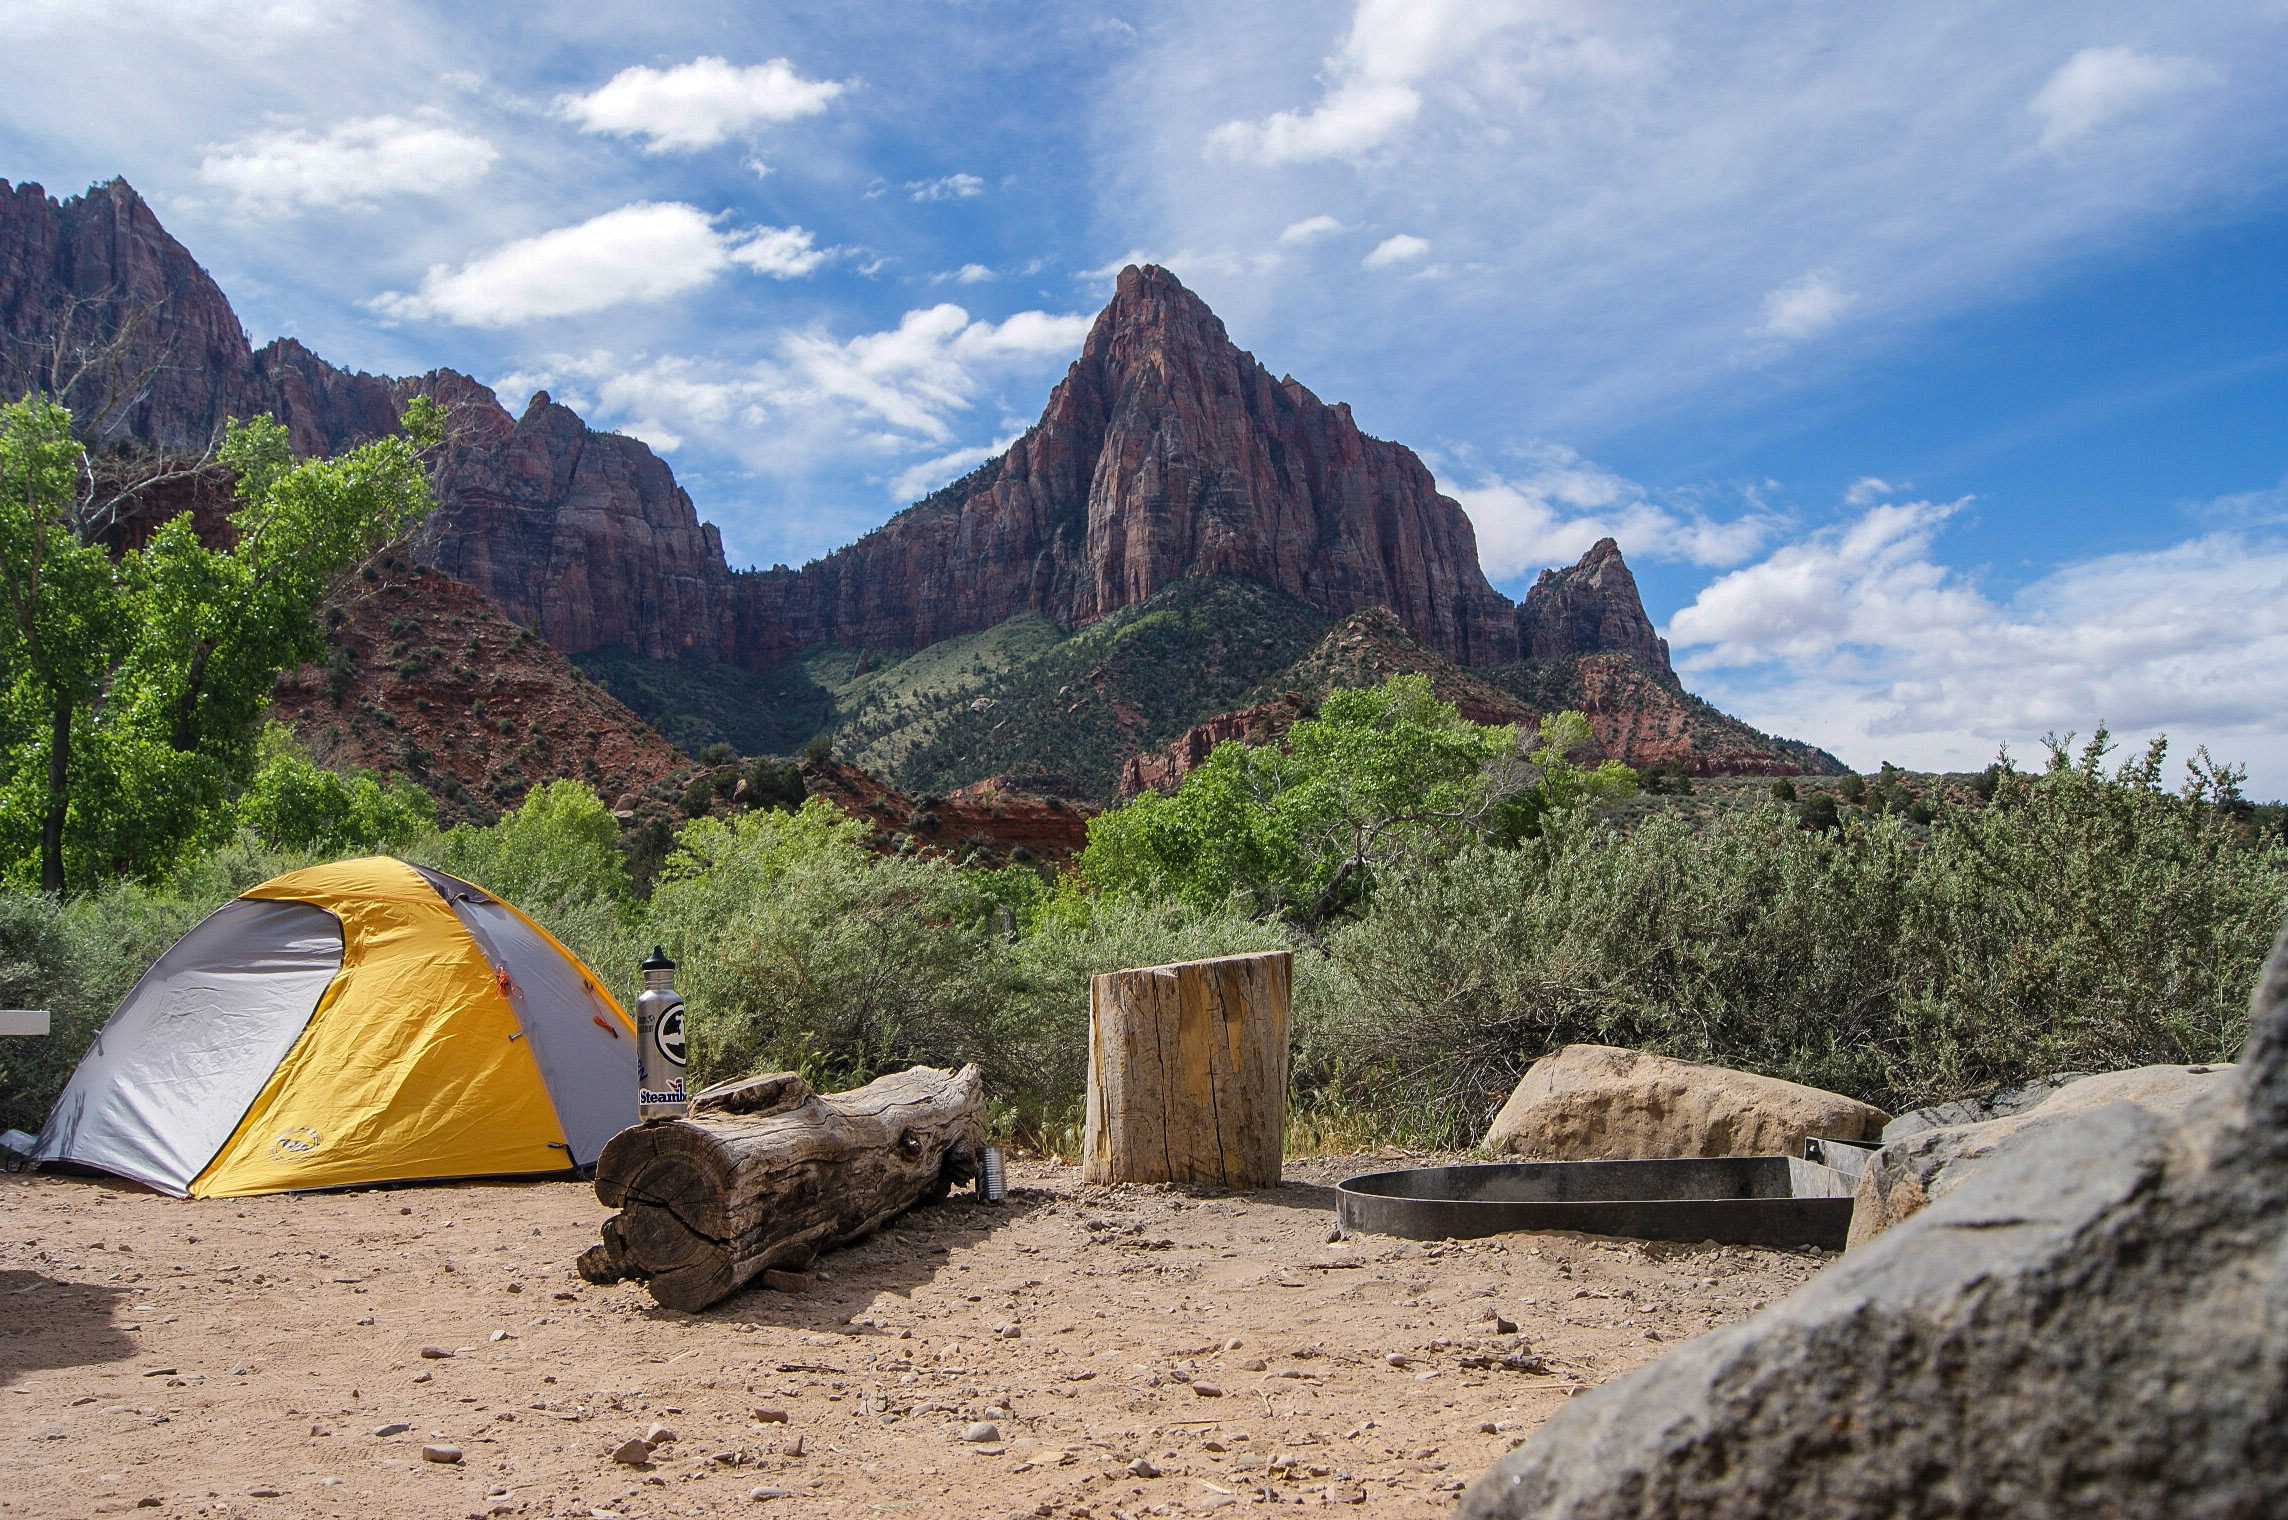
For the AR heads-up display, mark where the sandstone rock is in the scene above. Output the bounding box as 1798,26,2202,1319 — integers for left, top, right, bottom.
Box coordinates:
0,187,1533,676
1482,1045,1888,1160
1516,539,1672,676
1455,926,2288,1520
729,264,1523,669
963,1422,1002,1443
609,1437,653,1465
1847,1063,2232,1248
419,1444,461,1465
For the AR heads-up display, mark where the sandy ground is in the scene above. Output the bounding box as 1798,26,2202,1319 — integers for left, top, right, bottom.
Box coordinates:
0,1155,1831,1520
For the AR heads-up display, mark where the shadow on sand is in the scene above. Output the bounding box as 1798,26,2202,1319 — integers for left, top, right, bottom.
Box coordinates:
634,1185,1057,1334
0,1267,139,1385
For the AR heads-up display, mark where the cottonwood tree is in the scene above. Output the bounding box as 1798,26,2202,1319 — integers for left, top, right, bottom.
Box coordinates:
1084,676,1634,933
0,394,442,892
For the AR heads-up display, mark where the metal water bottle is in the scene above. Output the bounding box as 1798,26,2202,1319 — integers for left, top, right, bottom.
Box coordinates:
635,946,688,1120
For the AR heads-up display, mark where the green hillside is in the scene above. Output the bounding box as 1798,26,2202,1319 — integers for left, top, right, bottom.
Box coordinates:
569,645,834,757
571,579,1336,794
885,578,1337,799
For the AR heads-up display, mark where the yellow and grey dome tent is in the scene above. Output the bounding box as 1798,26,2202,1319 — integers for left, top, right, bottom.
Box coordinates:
32,858,637,1198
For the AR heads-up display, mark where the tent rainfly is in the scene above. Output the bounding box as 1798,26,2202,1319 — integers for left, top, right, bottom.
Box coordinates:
32,857,636,1197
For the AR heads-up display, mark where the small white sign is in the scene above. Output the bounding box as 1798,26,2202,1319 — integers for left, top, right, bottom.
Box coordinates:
0,1010,50,1036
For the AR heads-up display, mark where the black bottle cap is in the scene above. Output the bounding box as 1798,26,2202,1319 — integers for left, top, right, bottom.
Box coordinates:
641,945,676,971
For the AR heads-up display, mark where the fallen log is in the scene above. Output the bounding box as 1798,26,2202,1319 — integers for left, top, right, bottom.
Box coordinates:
578,1063,986,1311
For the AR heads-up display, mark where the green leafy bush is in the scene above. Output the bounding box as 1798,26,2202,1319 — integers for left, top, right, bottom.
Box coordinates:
235,725,435,856
1306,737,2288,1144
646,801,1012,1093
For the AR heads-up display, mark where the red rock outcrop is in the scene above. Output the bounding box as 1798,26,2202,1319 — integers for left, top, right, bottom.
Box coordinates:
735,265,1521,666
1119,695,1314,796
5,184,1533,673
799,761,1092,863
269,560,686,825
1,178,747,664
1517,538,1672,676
1119,605,1845,796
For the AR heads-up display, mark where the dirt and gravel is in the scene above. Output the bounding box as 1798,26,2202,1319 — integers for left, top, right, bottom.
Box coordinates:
0,1154,1831,1520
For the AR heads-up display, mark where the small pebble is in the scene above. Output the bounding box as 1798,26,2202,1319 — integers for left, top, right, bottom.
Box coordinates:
1385,1353,1412,1368
372,1422,410,1437
610,1437,654,1466
780,1433,805,1457
747,1488,791,1502
247,1487,282,1498
1130,1457,1161,1479
355,1317,374,1326
421,1443,462,1465
490,1330,513,1342
412,1372,432,1384
1191,1382,1224,1398
1222,1337,1244,1351
229,1364,249,1376
962,1421,1002,1443
644,1422,676,1445
1241,1359,1267,1372
752,1407,789,1424
419,1346,454,1360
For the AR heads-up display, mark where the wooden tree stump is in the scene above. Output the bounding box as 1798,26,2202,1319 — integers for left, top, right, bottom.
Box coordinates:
578,1063,986,1311
1083,951,1291,1188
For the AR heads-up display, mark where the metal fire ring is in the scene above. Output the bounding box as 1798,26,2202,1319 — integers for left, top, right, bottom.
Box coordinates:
1335,1156,1856,1251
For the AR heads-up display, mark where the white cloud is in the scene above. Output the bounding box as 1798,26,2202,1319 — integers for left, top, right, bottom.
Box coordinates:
198,113,496,211
1362,233,1430,269
507,305,1091,497
1278,214,1343,244
557,55,842,153
1208,0,1533,163
933,263,995,284
1109,5,2286,440
1843,476,1895,507
909,173,985,201
2030,46,2209,151
372,202,823,326
890,433,1023,502
730,224,827,278
1757,272,1856,341
1445,441,1774,581
782,304,1093,441
1668,501,2288,785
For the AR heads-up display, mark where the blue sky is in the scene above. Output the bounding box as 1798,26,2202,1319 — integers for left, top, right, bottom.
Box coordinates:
3,1,2286,787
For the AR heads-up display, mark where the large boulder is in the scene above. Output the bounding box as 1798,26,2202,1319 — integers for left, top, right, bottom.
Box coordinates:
1848,1063,2232,1247
1454,926,2288,1520
1481,1045,1887,1160
1878,1072,2091,1141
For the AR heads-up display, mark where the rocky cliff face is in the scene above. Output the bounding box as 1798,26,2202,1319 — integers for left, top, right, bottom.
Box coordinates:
1517,537,1672,676
0,178,746,664
5,179,1701,693
727,264,1521,666
3,183,1551,673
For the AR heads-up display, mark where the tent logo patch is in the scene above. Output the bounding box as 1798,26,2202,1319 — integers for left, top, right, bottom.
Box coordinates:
654,1006,687,1068
269,1126,324,1160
